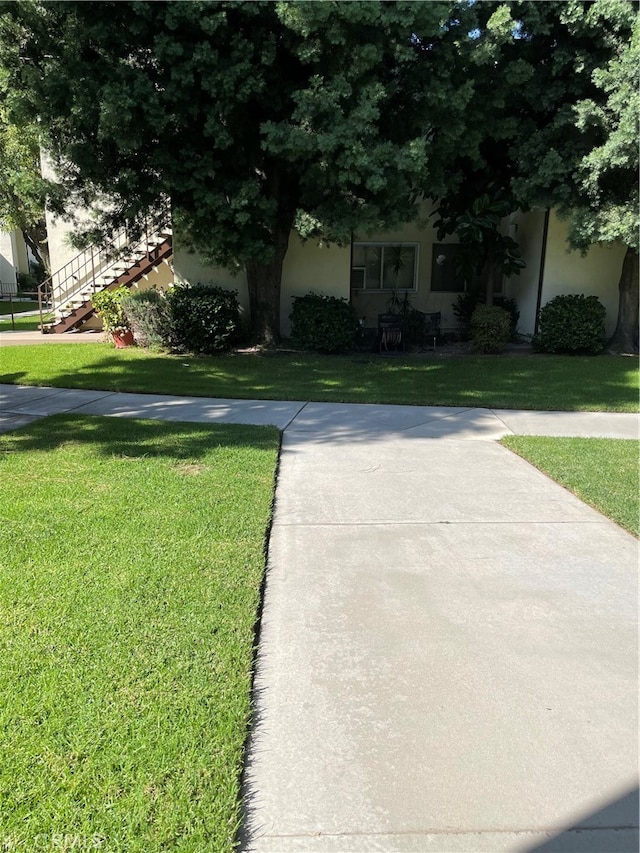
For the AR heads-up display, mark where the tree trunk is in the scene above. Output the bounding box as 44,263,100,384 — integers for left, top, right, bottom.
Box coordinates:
483,249,495,306
245,222,291,346
21,219,50,273
607,246,639,354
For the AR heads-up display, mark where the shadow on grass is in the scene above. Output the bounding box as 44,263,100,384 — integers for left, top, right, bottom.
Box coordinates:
0,372,28,384
1,344,639,410
0,412,279,461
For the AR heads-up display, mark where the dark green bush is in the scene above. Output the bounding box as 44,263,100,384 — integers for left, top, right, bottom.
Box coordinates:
290,293,359,353
122,289,173,351
470,304,511,354
166,283,241,354
453,290,520,340
17,264,47,293
536,294,606,354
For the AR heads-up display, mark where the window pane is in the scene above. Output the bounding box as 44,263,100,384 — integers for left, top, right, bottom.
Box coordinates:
383,245,415,289
364,247,381,289
431,244,465,292
351,245,379,288
352,243,417,290
350,267,365,289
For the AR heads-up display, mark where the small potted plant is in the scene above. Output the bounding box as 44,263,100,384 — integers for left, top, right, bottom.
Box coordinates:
92,285,134,347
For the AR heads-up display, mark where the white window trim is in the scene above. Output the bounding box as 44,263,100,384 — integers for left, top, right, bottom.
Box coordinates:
351,242,419,292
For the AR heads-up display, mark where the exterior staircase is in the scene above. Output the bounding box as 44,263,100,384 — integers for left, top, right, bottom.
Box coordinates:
38,210,173,334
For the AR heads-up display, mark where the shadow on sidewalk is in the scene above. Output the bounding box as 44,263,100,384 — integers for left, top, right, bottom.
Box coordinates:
526,786,639,852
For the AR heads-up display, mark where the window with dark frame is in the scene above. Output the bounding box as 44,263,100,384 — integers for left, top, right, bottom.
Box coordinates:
430,244,465,293
430,243,503,294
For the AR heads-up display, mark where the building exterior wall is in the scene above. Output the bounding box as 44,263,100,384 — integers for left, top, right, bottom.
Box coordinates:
540,211,624,339
281,235,350,335
13,231,30,277
0,229,31,295
174,206,625,342
44,210,87,277
174,235,351,337
504,209,546,339
173,247,250,327
0,230,18,293
173,203,466,337
41,152,93,276
139,260,174,294
507,209,625,339
351,211,463,332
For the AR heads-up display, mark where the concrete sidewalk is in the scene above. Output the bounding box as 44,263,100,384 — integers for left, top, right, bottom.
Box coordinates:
0,384,638,439
0,384,638,852
244,429,638,853
0,329,103,345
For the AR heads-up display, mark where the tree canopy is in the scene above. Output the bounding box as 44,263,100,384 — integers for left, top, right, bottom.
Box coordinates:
0,0,474,341
509,0,638,352
423,0,638,349
0,0,636,347
0,72,49,270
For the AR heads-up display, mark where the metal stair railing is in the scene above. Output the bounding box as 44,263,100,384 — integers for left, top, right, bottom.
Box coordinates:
37,206,171,332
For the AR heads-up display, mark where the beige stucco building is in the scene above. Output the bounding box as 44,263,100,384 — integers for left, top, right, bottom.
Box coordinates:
0,228,30,296
509,209,626,340
174,206,626,340
36,147,628,339
41,176,173,332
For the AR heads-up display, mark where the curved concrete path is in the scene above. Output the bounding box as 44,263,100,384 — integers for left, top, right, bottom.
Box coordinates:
0,384,638,852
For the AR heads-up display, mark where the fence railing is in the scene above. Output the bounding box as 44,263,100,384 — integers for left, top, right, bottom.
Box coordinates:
1,281,51,331
38,205,171,331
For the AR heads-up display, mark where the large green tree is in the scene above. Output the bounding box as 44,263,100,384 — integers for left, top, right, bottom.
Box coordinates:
508,0,638,353
427,0,637,351
566,2,638,353
0,83,50,271
0,0,471,343
425,2,533,304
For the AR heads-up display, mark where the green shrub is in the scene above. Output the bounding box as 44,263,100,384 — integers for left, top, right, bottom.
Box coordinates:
122,289,173,351
290,293,359,353
470,304,511,354
453,290,520,340
536,294,606,354
166,283,241,354
16,263,47,293
92,285,130,335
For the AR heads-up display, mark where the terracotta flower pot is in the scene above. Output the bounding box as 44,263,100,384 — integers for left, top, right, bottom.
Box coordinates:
112,330,135,348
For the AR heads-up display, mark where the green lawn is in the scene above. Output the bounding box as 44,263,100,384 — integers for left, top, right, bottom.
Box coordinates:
0,299,39,314
0,314,49,332
0,414,279,852
1,343,638,411
0,376,636,850
501,436,639,536
0,300,50,332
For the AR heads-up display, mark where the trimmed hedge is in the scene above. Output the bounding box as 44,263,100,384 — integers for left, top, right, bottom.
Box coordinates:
290,293,359,353
122,289,172,351
166,283,241,354
535,294,606,354
453,291,520,340
470,304,511,354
